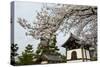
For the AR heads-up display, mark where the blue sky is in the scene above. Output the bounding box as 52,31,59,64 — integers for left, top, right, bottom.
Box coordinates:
14,1,69,55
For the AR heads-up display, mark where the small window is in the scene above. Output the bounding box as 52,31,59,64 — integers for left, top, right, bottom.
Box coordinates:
71,51,77,60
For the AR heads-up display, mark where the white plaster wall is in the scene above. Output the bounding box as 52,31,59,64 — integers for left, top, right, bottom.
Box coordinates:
83,49,90,59
67,49,82,60
86,49,90,59
41,61,48,64
67,60,82,63
67,60,90,63
67,48,90,60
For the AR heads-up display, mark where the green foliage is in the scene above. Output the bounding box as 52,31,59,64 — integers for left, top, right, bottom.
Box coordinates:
48,34,59,54
18,44,35,65
91,56,97,61
60,55,66,62
36,34,59,55
34,34,66,63
11,44,19,65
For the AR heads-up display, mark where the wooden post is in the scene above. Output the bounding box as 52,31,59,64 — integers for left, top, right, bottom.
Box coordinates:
85,48,87,61
81,45,84,62
66,48,67,63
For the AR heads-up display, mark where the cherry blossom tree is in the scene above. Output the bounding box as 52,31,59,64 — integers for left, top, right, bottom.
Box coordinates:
17,4,97,60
